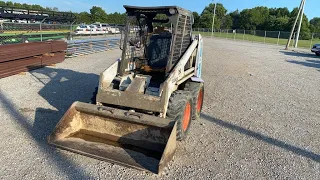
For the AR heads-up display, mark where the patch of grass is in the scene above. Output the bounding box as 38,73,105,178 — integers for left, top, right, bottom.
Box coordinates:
0,31,68,36
194,31,320,49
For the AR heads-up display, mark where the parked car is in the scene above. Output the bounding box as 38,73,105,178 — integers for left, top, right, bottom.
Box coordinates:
92,23,111,33
75,25,94,35
89,25,102,34
75,25,106,35
109,27,120,34
311,44,320,56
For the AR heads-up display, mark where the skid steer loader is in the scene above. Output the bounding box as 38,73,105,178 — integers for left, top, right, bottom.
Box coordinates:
48,5,204,174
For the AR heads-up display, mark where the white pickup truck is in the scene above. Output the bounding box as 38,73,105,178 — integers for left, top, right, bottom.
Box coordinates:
311,44,320,56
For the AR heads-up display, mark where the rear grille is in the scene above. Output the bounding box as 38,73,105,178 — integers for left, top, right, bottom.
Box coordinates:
170,14,192,68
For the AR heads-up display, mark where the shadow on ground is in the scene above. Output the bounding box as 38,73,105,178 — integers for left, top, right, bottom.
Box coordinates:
286,59,320,71
279,50,319,58
0,66,100,179
201,113,320,163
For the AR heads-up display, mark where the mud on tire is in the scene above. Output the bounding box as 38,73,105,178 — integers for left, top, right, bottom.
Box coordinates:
166,90,193,141
184,81,204,120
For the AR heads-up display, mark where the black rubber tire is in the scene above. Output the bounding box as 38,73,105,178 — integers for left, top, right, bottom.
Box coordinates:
166,90,193,141
91,87,98,104
184,81,204,121
316,52,320,56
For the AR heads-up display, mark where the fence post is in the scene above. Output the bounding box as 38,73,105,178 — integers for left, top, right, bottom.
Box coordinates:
310,33,314,49
220,29,222,37
292,32,296,48
70,20,76,41
40,18,47,42
243,30,245,41
264,31,266,43
40,23,42,42
0,21,3,31
226,30,228,39
234,30,236,41
277,31,281,46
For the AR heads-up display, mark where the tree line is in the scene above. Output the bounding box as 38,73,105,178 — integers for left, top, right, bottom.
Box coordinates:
0,1,59,11
193,3,320,39
1,1,320,39
0,1,126,25
76,6,126,25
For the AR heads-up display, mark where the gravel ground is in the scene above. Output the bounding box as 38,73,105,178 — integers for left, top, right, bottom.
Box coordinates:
0,38,319,179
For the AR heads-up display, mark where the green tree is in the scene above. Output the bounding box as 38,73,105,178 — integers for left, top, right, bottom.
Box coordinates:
13,2,22,8
192,12,200,28
229,10,240,29
269,7,290,17
105,12,126,24
90,6,108,23
239,7,269,30
21,3,30,9
265,16,289,31
221,15,232,29
288,7,311,39
5,1,13,6
199,3,227,30
239,9,252,29
76,12,92,24
310,17,320,33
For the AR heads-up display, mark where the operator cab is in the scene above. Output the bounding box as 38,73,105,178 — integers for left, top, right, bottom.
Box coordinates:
117,5,193,95
120,6,193,75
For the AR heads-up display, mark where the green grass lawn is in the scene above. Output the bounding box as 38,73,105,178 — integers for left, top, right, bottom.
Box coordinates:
194,31,320,49
0,32,66,44
0,31,66,37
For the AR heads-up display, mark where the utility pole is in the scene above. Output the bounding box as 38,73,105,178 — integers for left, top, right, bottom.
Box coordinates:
285,0,305,50
211,0,217,37
294,0,306,48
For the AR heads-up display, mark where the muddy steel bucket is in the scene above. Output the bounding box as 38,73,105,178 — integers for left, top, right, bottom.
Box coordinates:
48,102,177,174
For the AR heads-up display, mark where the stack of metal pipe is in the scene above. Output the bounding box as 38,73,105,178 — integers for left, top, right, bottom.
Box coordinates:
0,41,67,78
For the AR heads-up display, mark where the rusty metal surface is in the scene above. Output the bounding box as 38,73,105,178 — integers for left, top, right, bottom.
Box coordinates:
0,52,65,79
0,41,66,78
48,102,176,174
0,56,42,78
50,41,68,52
42,52,65,66
0,42,51,62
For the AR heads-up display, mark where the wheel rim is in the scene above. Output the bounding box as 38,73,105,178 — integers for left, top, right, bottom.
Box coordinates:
197,89,203,113
182,102,191,131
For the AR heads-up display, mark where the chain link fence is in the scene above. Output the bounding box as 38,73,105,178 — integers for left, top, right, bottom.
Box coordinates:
3,23,319,49
0,22,73,45
0,22,122,45
194,28,320,49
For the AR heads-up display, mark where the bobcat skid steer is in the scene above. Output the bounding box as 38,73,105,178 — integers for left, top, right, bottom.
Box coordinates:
48,5,204,174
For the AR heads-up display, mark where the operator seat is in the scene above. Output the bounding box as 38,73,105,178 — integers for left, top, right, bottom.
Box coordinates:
147,32,172,70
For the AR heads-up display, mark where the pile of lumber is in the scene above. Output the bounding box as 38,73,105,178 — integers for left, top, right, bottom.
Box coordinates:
0,41,67,78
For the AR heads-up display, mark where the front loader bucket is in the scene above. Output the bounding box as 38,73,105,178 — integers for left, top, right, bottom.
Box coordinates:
48,102,176,174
